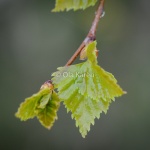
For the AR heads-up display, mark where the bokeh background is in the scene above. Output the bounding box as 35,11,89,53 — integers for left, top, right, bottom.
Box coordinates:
1,0,150,150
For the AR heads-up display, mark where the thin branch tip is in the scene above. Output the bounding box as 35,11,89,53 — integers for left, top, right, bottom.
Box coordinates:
65,0,105,66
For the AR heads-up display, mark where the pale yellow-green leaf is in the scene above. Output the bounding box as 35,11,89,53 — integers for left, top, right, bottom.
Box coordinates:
52,0,98,12
36,91,60,129
15,88,50,121
37,93,51,109
63,91,110,137
52,41,125,137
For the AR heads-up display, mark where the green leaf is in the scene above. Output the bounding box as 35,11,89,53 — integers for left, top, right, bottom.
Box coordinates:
52,0,98,12
15,88,50,121
15,81,60,129
52,41,125,137
64,92,110,138
37,93,51,109
36,91,60,129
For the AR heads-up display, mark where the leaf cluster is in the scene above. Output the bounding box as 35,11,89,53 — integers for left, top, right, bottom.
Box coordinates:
15,0,126,138
15,82,60,129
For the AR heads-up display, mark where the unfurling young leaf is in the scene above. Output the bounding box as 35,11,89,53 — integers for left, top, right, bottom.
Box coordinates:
52,0,98,12
15,81,60,129
52,41,126,137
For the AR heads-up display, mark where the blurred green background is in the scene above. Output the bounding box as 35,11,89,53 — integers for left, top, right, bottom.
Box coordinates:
1,0,150,150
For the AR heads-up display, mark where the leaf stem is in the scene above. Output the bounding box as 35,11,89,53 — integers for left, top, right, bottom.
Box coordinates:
65,0,105,66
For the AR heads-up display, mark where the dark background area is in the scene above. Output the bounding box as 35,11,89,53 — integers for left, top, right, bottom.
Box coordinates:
0,0,150,150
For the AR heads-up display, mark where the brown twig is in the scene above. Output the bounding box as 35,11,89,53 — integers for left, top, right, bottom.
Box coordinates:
65,0,105,66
